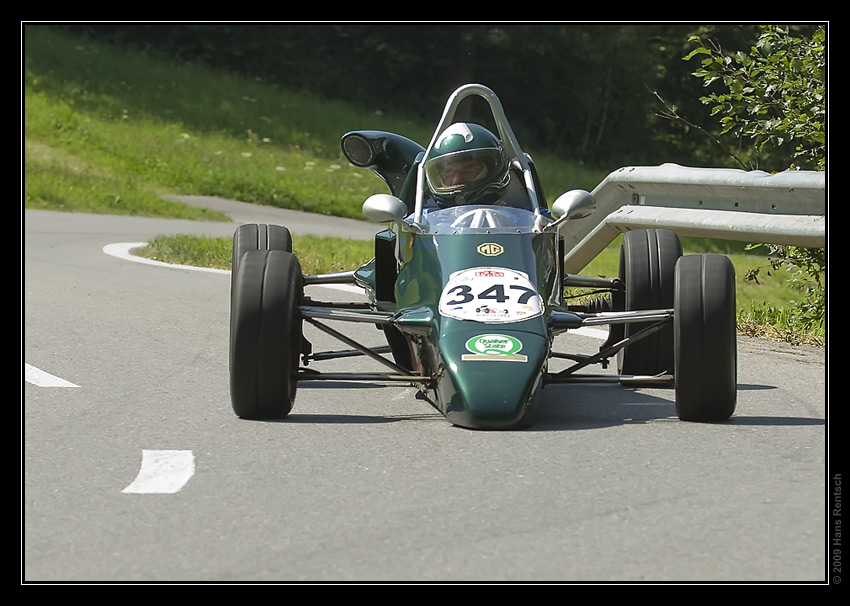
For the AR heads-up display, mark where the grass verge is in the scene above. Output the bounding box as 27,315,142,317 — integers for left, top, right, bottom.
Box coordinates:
24,26,823,346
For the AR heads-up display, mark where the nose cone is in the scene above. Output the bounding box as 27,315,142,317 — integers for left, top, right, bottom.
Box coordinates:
438,329,548,429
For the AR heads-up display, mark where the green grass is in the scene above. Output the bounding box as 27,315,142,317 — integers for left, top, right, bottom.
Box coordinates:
140,234,234,269
23,26,603,220
140,233,374,276
23,26,823,345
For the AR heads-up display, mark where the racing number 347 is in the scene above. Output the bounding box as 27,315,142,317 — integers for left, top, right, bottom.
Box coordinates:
444,283,537,306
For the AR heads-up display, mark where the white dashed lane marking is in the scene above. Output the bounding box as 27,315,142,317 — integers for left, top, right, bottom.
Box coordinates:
24,363,79,387
27,245,603,497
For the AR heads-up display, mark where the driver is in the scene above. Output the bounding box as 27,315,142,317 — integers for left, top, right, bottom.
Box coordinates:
423,123,511,208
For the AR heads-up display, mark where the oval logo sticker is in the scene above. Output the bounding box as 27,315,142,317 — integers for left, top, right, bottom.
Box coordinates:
462,334,528,362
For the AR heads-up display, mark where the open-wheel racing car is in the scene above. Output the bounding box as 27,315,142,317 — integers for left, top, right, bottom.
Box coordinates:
229,84,737,429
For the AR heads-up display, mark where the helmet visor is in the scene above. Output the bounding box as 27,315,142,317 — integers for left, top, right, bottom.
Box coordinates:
425,149,505,196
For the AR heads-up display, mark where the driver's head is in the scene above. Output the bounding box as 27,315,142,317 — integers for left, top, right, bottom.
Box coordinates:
424,123,510,207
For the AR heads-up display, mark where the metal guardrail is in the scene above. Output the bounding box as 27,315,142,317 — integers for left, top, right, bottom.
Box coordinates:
558,164,826,273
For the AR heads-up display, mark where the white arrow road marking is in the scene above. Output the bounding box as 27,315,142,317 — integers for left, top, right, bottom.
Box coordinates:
122,450,195,494
24,363,79,387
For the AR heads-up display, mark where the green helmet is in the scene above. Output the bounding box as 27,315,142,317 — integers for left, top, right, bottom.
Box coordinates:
424,123,510,207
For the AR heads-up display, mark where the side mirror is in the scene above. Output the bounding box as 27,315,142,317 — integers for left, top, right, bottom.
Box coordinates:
551,189,597,221
362,194,408,223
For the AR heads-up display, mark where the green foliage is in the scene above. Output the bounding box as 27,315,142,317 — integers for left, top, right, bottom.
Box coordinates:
685,25,825,172
744,243,825,333
683,25,826,335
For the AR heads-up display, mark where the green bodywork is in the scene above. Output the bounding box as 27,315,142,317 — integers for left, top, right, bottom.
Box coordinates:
355,220,568,428
403,229,560,427
341,110,583,429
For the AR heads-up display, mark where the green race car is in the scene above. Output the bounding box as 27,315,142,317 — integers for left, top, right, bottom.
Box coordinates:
228,84,737,429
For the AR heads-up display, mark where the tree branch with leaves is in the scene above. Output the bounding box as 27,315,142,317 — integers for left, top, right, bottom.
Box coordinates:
685,25,825,172
685,25,826,335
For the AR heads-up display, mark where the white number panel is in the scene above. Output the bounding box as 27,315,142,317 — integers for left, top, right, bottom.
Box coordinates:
438,267,543,323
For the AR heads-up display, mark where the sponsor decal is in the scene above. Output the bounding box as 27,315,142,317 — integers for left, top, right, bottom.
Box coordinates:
439,267,543,323
476,243,504,257
462,334,527,362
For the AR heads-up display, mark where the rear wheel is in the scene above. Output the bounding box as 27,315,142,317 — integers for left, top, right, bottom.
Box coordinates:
673,254,737,422
617,229,682,375
232,223,292,275
230,250,303,420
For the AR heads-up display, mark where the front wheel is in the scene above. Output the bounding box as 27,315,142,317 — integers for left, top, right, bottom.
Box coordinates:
230,250,303,420
673,254,737,422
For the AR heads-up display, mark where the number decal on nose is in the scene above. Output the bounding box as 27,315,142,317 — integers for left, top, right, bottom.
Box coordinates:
439,267,542,323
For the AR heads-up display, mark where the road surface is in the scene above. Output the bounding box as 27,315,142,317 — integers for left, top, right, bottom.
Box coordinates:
23,201,830,583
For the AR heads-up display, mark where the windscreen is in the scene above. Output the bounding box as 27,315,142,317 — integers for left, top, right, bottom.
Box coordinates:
416,205,548,234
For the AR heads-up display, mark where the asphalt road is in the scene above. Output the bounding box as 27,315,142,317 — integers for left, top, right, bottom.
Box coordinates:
23,200,829,583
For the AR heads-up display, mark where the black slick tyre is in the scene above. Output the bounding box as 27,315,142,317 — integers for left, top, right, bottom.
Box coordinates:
617,229,682,375
230,250,303,420
231,223,292,276
673,254,737,422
